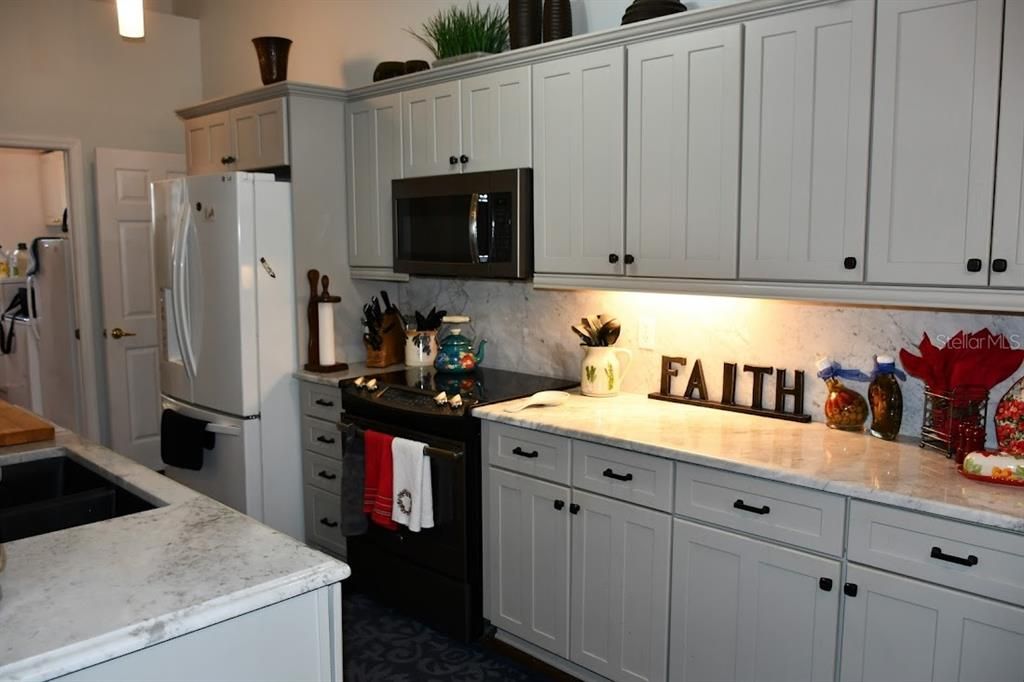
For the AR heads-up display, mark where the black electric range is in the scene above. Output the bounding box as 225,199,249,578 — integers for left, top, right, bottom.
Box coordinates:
339,367,578,641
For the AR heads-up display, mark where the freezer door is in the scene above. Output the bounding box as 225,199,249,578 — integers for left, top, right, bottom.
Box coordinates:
152,178,193,404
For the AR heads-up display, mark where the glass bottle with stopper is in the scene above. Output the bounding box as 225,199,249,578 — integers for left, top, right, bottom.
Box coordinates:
304,268,347,372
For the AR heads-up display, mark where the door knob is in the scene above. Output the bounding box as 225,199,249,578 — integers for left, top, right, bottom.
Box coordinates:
110,327,136,340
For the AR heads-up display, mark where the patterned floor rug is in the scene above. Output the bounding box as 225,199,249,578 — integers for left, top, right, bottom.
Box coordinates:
342,591,563,681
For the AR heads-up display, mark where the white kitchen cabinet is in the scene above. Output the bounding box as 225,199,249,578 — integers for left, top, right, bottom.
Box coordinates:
840,564,1024,682
670,518,841,682
533,47,625,275
402,80,462,178
626,26,741,279
570,490,671,682
866,0,1003,286
460,66,532,172
230,97,289,170
488,467,571,658
739,0,873,282
39,150,67,226
347,94,402,269
185,110,232,175
991,0,1024,287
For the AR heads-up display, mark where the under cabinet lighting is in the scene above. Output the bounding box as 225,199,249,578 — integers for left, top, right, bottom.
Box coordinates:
117,0,144,38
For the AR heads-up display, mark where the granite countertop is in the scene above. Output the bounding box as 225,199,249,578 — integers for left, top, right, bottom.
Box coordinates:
475,392,1024,533
0,431,351,682
294,361,404,387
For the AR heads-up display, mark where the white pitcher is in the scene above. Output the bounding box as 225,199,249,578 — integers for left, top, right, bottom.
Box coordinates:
580,347,632,397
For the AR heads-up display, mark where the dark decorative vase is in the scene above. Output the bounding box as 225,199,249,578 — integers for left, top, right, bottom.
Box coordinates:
510,0,542,49
542,0,572,42
373,61,406,82
252,36,292,85
621,0,687,25
404,60,430,75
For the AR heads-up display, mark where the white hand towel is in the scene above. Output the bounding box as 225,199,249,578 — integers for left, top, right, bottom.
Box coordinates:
391,437,434,532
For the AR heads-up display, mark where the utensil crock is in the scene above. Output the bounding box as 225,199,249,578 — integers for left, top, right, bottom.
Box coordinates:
405,329,438,367
581,347,632,397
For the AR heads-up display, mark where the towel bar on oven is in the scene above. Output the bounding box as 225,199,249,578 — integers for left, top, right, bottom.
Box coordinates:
337,418,463,461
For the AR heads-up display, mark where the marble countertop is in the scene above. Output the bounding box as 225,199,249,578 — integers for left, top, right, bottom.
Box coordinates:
0,431,351,682
294,361,403,387
475,392,1024,533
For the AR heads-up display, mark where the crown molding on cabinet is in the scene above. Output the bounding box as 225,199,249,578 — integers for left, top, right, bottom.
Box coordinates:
176,81,346,119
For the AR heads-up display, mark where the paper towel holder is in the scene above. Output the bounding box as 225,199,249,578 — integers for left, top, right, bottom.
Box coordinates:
304,269,348,373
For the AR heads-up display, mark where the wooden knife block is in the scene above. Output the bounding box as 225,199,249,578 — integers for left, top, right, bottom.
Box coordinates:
366,311,405,368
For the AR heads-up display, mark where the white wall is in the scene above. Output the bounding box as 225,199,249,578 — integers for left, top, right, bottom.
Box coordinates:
0,149,52,250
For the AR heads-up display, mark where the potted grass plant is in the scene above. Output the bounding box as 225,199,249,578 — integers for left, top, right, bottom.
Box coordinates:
409,2,509,67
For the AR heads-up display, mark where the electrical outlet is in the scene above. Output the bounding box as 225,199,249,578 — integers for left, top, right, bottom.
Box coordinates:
638,317,656,350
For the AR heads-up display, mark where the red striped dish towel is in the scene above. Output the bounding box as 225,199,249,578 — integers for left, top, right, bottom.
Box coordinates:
362,429,397,530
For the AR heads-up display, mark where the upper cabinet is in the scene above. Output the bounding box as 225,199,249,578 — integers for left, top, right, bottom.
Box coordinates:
866,0,1003,286
991,0,1024,287
626,26,741,279
185,97,289,175
533,47,625,275
347,94,402,269
402,66,531,178
739,0,874,282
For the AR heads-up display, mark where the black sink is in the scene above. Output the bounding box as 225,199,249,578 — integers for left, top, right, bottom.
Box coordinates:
0,456,156,543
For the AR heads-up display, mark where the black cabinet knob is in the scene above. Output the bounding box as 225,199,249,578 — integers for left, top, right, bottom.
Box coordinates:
624,254,635,265
843,582,858,597
460,154,469,164
843,256,857,270
819,577,833,592
967,258,983,272
608,253,620,264
993,258,1008,273
221,155,236,165
569,503,580,515
554,499,565,511
449,155,458,165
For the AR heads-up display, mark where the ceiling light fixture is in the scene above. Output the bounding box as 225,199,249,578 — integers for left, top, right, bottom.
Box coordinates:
116,0,145,39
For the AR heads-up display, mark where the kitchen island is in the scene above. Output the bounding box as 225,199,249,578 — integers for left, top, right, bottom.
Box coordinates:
0,430,349,682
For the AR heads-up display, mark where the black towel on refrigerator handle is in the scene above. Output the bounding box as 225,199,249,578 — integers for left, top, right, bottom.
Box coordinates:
160,409,216,471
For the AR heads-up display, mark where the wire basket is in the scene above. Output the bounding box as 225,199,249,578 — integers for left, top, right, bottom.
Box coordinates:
920,385,988,460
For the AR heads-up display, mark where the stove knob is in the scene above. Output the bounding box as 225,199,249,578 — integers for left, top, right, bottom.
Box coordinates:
365,378,378,391
353,376,365,389
449,395,463,410
433,391,448,406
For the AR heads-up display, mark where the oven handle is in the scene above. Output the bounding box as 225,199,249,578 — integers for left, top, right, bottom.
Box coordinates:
468,192,480,264
338,417,464,461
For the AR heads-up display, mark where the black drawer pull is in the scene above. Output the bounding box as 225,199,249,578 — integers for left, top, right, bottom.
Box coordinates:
844,582,858,597
967,257,983,272
569,503,580,515
554,499,565,510
317,470,337,480
930,546,978,567
319,517,339,528
314,398,335,407
512,446,539,459
733,499,770,515
316,435,336,444
602,468,634,482
819,577,833,592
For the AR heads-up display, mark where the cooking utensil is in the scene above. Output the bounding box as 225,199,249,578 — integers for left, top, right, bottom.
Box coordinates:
503,390,571,412
571,324,593,346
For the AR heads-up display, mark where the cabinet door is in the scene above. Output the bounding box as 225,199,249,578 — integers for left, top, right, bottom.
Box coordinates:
571,490,671,682
626,26,741,279
533,47,625,275
670,519,840,682
991,0,1024,287
840,564,1024,682
739,0,873,282
230,97,289,170
184,110,232,175
402,81,461,178
488,468,571,657
461,66,532,172
347,95,402,268
866,0,1002,286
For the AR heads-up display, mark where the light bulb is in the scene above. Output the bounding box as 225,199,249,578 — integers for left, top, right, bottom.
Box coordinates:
117,0,145,39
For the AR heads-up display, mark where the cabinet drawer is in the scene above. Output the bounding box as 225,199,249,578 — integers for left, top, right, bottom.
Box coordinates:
848,500,1024,605
304,486,346,557
572,440,673,512
487,422,571,484
304,451,342,496
302,416,343,459
300,383,341,422
674,462,845,556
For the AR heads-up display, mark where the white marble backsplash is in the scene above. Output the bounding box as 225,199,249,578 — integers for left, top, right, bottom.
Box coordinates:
399,278,1024,441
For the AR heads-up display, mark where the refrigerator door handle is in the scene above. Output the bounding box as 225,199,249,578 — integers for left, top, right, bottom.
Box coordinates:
183,210,203,377
170,187,195,378
178,210,199,379
26,274,40,341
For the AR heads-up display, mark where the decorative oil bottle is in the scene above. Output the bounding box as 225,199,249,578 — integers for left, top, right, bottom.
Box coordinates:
868,354,905,440
816,359,870,431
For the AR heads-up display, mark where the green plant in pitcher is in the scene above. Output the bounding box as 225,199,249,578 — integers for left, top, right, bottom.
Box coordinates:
408,3,509,60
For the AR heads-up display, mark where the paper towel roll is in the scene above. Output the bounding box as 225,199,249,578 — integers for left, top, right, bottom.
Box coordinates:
318,302,335,366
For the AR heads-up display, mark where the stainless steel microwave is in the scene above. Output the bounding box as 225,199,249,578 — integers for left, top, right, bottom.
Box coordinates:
393,169,532,279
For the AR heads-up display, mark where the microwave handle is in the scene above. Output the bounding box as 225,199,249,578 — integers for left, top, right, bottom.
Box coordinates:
468,192,480,264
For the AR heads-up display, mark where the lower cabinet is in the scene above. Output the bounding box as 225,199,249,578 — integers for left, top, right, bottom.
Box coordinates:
839,564,1024,682
670,518,841,682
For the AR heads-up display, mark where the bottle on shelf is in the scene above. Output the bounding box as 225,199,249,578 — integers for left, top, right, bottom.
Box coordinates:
0,246,9,278
816,358,870,431
11,242,28,278
868,354,905,440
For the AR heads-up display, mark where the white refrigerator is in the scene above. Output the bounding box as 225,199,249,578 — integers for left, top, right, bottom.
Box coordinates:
152,172,302,539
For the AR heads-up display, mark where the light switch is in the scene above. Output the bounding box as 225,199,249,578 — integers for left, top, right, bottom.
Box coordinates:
638,317,656,349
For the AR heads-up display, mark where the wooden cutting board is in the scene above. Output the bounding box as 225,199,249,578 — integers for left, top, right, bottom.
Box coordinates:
0,401,55,446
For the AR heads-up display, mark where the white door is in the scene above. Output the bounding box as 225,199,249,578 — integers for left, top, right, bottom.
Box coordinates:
739,0,874,282
866,0,1003,286
96,148,184,469
670,518,841,682
571,490,671,682
626,25,741,279
991,0,1024,287
460,66,532,173
231,97,289,170
533,47,625,275
184,110,232,175
488,467,571,657
840,564,1024,682
402,81,462,178
347,94,402,269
